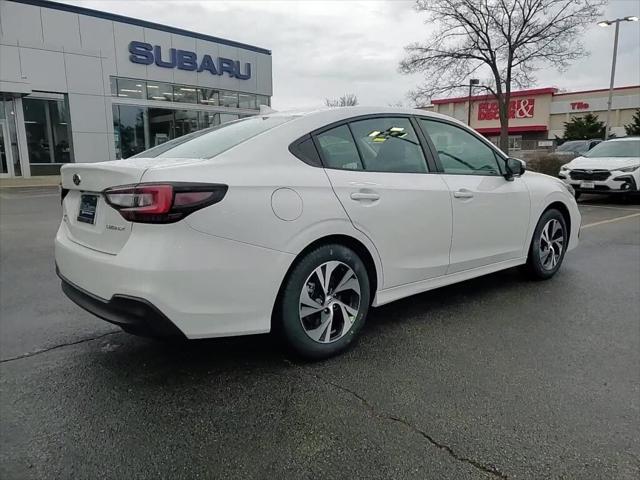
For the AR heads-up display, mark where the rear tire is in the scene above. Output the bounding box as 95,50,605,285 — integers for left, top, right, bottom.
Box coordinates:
523,208,568,280
275,244,370,360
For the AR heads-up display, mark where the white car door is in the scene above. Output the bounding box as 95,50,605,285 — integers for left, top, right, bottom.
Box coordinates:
418,118,531,274
315,117,452,289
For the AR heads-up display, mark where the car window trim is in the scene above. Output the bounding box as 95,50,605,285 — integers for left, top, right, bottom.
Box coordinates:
346,123,369,170
409,116,439,172
298,113,438,174
415,116,508,176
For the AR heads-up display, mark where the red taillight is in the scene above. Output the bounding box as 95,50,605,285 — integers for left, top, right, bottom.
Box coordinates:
103,182,227,223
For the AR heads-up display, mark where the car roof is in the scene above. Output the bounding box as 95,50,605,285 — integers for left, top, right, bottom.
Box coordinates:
266,106,468,133
279,105,458,121
605,137,640,142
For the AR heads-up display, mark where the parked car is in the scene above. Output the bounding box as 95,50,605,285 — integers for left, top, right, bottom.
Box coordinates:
56,107,580,359
559,137,640,199
554,139,602,157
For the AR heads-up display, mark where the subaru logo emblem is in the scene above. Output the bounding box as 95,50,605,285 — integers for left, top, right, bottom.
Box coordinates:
72,173,81,186
586,170,593,174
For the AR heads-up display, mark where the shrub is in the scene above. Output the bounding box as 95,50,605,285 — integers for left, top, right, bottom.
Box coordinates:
522,153,569,177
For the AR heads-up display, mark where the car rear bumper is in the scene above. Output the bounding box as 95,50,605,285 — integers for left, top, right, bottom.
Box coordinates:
55,220,296,339
59,270,185,338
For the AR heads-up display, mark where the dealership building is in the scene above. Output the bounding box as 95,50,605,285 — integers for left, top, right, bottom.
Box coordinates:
0,0,272,177
426,85,640,150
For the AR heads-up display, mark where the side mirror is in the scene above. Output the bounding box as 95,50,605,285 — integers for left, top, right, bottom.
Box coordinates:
505,157,526,180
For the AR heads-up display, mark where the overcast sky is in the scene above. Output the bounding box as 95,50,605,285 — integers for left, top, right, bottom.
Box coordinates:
64,0,640,109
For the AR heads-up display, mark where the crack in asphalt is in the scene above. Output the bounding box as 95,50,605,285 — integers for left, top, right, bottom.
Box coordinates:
0,331,120,364
286,359,507,479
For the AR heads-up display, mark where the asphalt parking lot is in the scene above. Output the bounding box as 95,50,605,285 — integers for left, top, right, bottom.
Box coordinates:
1,187,638,479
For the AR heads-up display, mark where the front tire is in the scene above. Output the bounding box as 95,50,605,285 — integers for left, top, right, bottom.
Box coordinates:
523,209,568,280
275,244,370,360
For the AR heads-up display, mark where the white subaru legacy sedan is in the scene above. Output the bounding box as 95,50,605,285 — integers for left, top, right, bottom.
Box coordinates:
56,107,580,359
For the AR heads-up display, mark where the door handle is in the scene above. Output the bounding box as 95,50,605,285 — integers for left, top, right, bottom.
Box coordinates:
453,189,474,199
350,192,380,201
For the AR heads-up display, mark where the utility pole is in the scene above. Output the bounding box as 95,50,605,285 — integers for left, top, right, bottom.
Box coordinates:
467,78,480,126
598,16,639,139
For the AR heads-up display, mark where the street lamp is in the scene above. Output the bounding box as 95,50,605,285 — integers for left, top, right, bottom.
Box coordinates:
467,78,480,126
598,16,639,140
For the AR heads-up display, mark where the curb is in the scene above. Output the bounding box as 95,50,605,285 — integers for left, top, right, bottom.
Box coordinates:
0,176,61,189
0,184,60,189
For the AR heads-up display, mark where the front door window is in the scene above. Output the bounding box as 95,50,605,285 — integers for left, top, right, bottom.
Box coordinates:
419,119,502,175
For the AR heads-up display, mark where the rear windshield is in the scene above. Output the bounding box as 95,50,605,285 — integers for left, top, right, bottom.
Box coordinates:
584,140,640,158
131,116,294,159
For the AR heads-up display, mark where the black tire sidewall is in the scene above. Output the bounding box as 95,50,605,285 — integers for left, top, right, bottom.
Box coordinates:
527,209,568,279
277,244,370,360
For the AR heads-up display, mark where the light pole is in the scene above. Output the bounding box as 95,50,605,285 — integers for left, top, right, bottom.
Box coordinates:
467,78,480,126
598,16,639,140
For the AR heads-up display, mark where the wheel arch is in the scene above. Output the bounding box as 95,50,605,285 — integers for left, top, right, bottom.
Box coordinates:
544,201,571,243
271,234,381,324
527,200,572,254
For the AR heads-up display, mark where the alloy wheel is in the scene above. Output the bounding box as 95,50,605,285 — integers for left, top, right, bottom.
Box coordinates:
539,219,564,270
298,261,361,343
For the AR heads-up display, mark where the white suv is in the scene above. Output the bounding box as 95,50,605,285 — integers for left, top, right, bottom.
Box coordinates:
56,107,580,359
559,137,640,199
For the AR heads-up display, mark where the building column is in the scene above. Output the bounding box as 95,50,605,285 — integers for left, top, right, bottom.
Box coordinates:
13,97,30,178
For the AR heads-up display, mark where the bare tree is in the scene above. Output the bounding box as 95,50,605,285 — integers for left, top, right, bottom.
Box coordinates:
325,94,359,107
400,0,605,152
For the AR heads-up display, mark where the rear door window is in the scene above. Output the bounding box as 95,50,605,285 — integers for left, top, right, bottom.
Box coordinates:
315,125,363,170
349,117,427,173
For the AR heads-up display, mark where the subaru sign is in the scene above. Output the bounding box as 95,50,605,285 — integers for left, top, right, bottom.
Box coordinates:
128,41,251,80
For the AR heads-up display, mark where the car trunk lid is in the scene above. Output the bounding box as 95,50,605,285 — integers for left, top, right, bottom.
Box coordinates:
59,158,206,254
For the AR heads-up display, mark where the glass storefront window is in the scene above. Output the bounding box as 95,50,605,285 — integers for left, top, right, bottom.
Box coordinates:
174,110,199,137
1,98,22,176
220,113,239,124
116,78,146,99
239,93,257,109
199,88,219,106
111,97,265,159
113,104,146,158
173,85,198,104
111,77,267,111
200,112,220,128
257,95,270,108
508,136,523,151
148,108,174,146
147,81,173,102
220,91,239,108
112,104,120,159
49,100,72,163
23,97,72,165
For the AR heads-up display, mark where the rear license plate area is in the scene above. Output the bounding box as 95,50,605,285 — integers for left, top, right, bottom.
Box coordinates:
77,194,98,224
